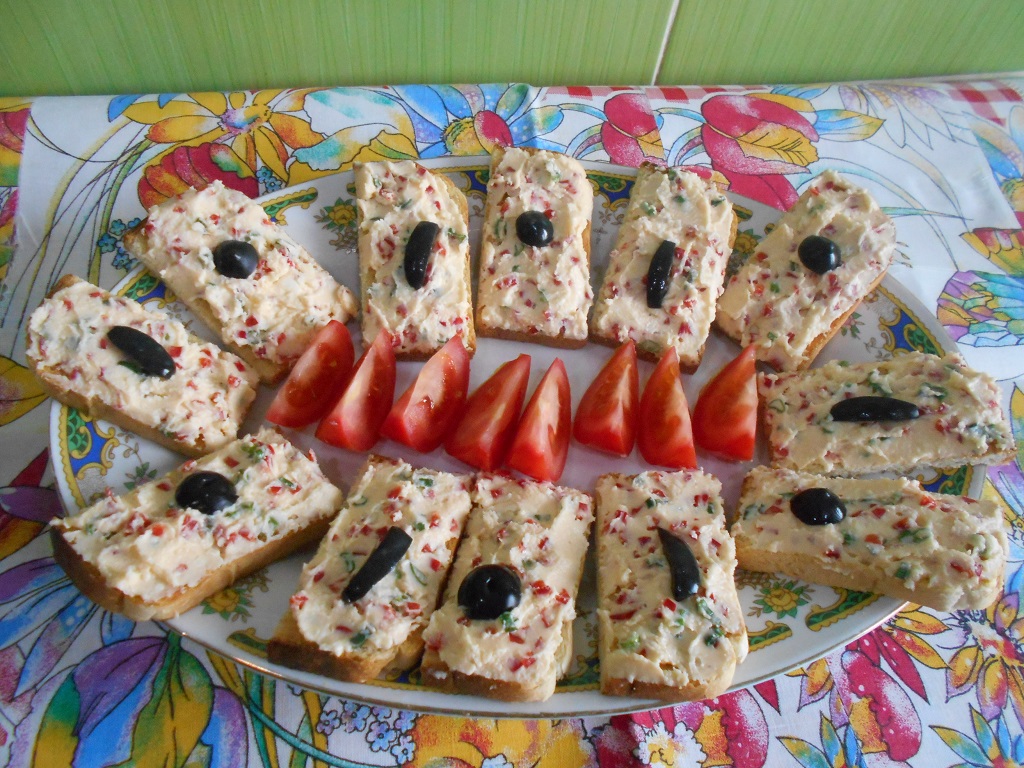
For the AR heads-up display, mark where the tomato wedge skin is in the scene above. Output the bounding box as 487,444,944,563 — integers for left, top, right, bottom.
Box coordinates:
507,358,572,483
380,335,471,452
266,320,355,428
444,354,531,471
314,330,396,452
573,340,639,456
637,347,697,469
693,344,757,462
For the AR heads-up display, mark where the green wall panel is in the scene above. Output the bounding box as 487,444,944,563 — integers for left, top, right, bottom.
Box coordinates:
0,0,676,97
658,0,1024,84
1,0,1022,97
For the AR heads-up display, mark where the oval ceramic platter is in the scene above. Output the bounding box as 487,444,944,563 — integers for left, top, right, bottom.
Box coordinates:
50,156,976,717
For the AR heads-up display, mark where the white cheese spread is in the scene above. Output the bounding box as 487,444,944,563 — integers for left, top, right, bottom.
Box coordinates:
421,473,593,698
290,456,472,657
596,470,747,691
477,148,594,341
717,171,896,370
54,428,344,604
355,161,473,355
591,167,734,366
27,279,258,453
133,181,357,372
760,351,1014,474
732,467,1007,611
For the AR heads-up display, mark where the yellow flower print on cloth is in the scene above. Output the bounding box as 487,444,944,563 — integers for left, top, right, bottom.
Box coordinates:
407,717,589,768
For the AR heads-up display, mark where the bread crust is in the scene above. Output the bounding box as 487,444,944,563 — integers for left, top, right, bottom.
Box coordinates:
600,675,733,701
51,517,331,622
355,165,476,360
27,275,255,458
475,146,592,349
417,653,555,702
268,611,422,682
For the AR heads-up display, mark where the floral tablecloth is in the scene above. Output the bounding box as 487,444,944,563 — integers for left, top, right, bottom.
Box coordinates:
1,78,1023,767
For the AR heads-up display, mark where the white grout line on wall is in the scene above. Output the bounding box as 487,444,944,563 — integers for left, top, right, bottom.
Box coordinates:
650,0,681,86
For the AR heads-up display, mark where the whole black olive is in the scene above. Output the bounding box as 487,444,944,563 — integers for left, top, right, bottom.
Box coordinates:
106,325,175,379
174,471,238,515
657,527,701,600
798,235,842,274
458,564,521,621
790,488,846,526
830,396,920,422
343,527,413,603
515,211,554,247
212,240,259,279
404,221,440,290
646,239,676,309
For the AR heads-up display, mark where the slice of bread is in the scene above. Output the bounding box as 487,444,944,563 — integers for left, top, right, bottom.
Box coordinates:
419,473,594,702
267,455,473,683
716,171,896,371
731,466,1008,611
354,161,475,360
51,428,344,621
475,146,594,348
26,275,258,458
759,351,1016,475
591,165,737,373
123,180,358,384
596,470,747,700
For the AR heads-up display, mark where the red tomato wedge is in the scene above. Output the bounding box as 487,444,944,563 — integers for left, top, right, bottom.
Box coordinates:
507,358,571,483
380,335,471,452
315,330,396,451
573,340,639,456
693,344,757,461
445,354,531,471
265,320,354,428
637,348,696,469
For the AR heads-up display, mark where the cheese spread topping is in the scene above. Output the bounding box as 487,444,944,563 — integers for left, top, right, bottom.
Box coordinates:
477,148,594,340
135,181,357,369
355,161,473,354
732,467,1007,610
716,170,896,370
421,474,593,694
592,167,734,365
760,351,1014,474
27,280,258,452
596,471,747,688
291,456,472,656
54,429,344,603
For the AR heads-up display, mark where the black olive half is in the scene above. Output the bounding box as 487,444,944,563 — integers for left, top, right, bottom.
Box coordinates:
342,527,413,603
516,211,554,248
646,239,676,309
106,325,175,379
458,564,521,620
213,240,259,279
798,235,842,274
658,527,701,600
404,221,440,290
790,488,846,526
174,471,238,515
830,396,920,422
